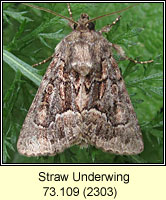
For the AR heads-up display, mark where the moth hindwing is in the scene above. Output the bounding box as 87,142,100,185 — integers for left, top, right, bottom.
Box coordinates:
17,3,145,157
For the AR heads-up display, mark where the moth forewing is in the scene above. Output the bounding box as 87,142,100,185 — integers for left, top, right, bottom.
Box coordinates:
17,3,146,157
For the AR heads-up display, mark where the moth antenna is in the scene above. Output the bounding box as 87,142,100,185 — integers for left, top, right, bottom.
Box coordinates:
23,3,78,25
85,4,138,24
67,3,74,21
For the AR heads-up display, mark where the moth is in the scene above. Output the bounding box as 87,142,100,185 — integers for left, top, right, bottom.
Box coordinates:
17,3,153,157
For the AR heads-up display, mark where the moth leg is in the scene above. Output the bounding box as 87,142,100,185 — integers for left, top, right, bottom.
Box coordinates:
32,54,54,67
99,16,121,34
111,43,154,64
67,3,74,29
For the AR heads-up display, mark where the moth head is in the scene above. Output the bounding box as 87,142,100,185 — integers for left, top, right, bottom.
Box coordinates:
74,13,95,31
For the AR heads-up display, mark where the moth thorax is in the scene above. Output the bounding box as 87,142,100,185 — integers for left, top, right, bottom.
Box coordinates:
71,43,92,76
72,63,92,76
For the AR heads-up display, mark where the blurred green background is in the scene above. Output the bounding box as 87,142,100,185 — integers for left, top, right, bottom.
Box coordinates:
3,3,163,163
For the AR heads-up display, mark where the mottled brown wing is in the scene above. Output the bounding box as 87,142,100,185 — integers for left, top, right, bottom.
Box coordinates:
81,57,144,155
17,54,82,157
17,29,144,156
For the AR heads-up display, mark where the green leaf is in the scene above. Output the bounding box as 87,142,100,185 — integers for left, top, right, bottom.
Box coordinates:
3,71,22,163
113,27,144,44
17,17,65,50
3,10,33,23
3,49,42,86
3,71,21,119
130,155,147,163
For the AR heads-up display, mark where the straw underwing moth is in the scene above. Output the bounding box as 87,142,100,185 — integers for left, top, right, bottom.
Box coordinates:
17,3,153,157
